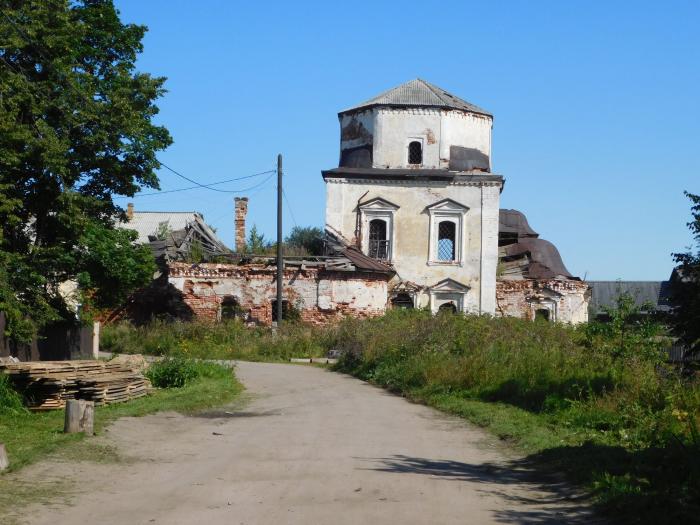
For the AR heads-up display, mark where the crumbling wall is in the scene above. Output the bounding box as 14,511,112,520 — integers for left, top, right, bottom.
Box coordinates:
496,280,590,324
168,263,388,326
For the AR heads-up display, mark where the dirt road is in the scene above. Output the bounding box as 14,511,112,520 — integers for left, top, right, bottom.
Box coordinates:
22,361,598,524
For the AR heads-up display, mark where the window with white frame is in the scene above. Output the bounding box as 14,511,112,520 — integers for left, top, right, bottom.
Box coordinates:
426,199,469,265
428,278,470,314
358,197,400,262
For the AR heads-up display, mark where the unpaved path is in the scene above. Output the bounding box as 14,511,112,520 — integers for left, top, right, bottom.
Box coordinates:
21,362,599,524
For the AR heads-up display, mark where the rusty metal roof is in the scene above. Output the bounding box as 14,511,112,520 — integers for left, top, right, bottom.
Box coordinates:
501,238,576,280
499,209,539,238
340,79,492,117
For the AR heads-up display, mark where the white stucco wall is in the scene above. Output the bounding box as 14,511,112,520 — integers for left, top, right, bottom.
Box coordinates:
325,177,502,314
339,107,492,170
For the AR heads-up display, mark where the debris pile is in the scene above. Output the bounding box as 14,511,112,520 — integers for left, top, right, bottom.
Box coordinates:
0,360,152,410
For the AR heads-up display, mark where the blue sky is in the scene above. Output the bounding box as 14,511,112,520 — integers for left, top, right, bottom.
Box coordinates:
114,0,699,280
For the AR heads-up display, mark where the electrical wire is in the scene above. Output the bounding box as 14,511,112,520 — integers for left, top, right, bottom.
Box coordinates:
126,169,276,197
282,187,298,228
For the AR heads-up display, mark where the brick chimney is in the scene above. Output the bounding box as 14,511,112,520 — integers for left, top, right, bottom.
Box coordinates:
234,197,248,252
126,202,134,221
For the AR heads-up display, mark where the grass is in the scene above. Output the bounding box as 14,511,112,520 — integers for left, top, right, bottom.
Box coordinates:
0,361,242,473
101,318,328,361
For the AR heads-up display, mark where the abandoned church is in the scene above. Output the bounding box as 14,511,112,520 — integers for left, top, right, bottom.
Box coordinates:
119,79,589,325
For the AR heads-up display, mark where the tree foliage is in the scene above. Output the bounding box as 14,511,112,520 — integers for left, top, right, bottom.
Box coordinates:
0,0,171,340
285,226,324,256
670,191,700,353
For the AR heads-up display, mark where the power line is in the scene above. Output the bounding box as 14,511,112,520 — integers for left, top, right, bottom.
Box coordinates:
282,187,298,228
122,169,276,197
125,171,276,198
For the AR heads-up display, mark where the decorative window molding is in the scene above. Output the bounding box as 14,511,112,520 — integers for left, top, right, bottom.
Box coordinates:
527,290,561,322
425,198,469,266
428,278,470,314
358,197,399,262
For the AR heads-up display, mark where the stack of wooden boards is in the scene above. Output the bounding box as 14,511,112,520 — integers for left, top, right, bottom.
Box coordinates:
0,360,152,410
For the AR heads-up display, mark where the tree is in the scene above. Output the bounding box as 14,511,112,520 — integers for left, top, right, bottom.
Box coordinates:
246,224,272,254
670,192,700,354
0,1,172,340
285,226,324,256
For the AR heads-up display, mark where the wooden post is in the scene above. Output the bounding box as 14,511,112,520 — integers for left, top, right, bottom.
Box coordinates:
64,399,95,434
0,443,9,471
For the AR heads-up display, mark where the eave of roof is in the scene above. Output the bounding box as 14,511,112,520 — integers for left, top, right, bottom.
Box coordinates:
322,167,504,184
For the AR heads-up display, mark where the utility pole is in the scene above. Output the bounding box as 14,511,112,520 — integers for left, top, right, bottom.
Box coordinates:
276,154,283,326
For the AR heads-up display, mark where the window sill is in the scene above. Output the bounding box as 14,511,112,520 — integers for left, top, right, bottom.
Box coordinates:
427,261,463,267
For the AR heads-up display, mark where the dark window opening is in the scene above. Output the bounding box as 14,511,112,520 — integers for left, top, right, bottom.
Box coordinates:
408,141,422,165
368,218,390,260
437,221,456,261
221,296,243,320
271,300,290,322
391,293,414,309
535,309,550,322
438,302,457,314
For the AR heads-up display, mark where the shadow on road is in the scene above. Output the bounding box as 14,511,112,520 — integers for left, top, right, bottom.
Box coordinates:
359,454,603,525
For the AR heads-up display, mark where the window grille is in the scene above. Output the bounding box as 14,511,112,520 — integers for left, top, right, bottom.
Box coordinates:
408,141,422,165
437,221,456,261
368,219,390,260
391,293,414,309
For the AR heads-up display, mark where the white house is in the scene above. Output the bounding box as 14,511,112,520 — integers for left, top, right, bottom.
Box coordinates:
323,79,503,315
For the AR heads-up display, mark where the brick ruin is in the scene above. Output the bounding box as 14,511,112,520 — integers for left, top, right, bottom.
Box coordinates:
168,261,390,326
495,209,590,323
496,279,590,323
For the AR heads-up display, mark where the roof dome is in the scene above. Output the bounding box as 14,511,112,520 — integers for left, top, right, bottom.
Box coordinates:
341,79,492,117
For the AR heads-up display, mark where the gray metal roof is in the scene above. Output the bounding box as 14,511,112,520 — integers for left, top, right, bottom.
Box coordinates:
341,79,492,117
120,211,200,244
588,281,672,314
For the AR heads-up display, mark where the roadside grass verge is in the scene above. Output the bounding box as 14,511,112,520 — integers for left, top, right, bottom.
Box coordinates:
0,360,242,473
101,319,328,361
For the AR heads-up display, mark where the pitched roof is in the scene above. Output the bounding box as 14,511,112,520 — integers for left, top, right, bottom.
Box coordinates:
341,79,492,117
588,281,672,314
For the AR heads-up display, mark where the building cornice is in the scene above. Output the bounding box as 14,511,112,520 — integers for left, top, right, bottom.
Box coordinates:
322,168,503,187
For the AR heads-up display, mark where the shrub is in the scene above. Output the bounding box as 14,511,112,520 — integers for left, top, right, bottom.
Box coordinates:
145,358,231,388
0,374,26,415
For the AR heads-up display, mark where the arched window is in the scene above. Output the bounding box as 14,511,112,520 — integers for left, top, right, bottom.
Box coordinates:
220,296,242,320
368,218,388,260
408,141,422,165
437,221,456,261
391,293,414,309
438,302,457,314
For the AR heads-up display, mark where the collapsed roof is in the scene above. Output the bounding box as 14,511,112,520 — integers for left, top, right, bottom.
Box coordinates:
120,211,231,262
498,209,577,280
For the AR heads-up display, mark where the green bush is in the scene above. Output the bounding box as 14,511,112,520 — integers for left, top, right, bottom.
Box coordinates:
145,358,231,388
0,374,26,415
